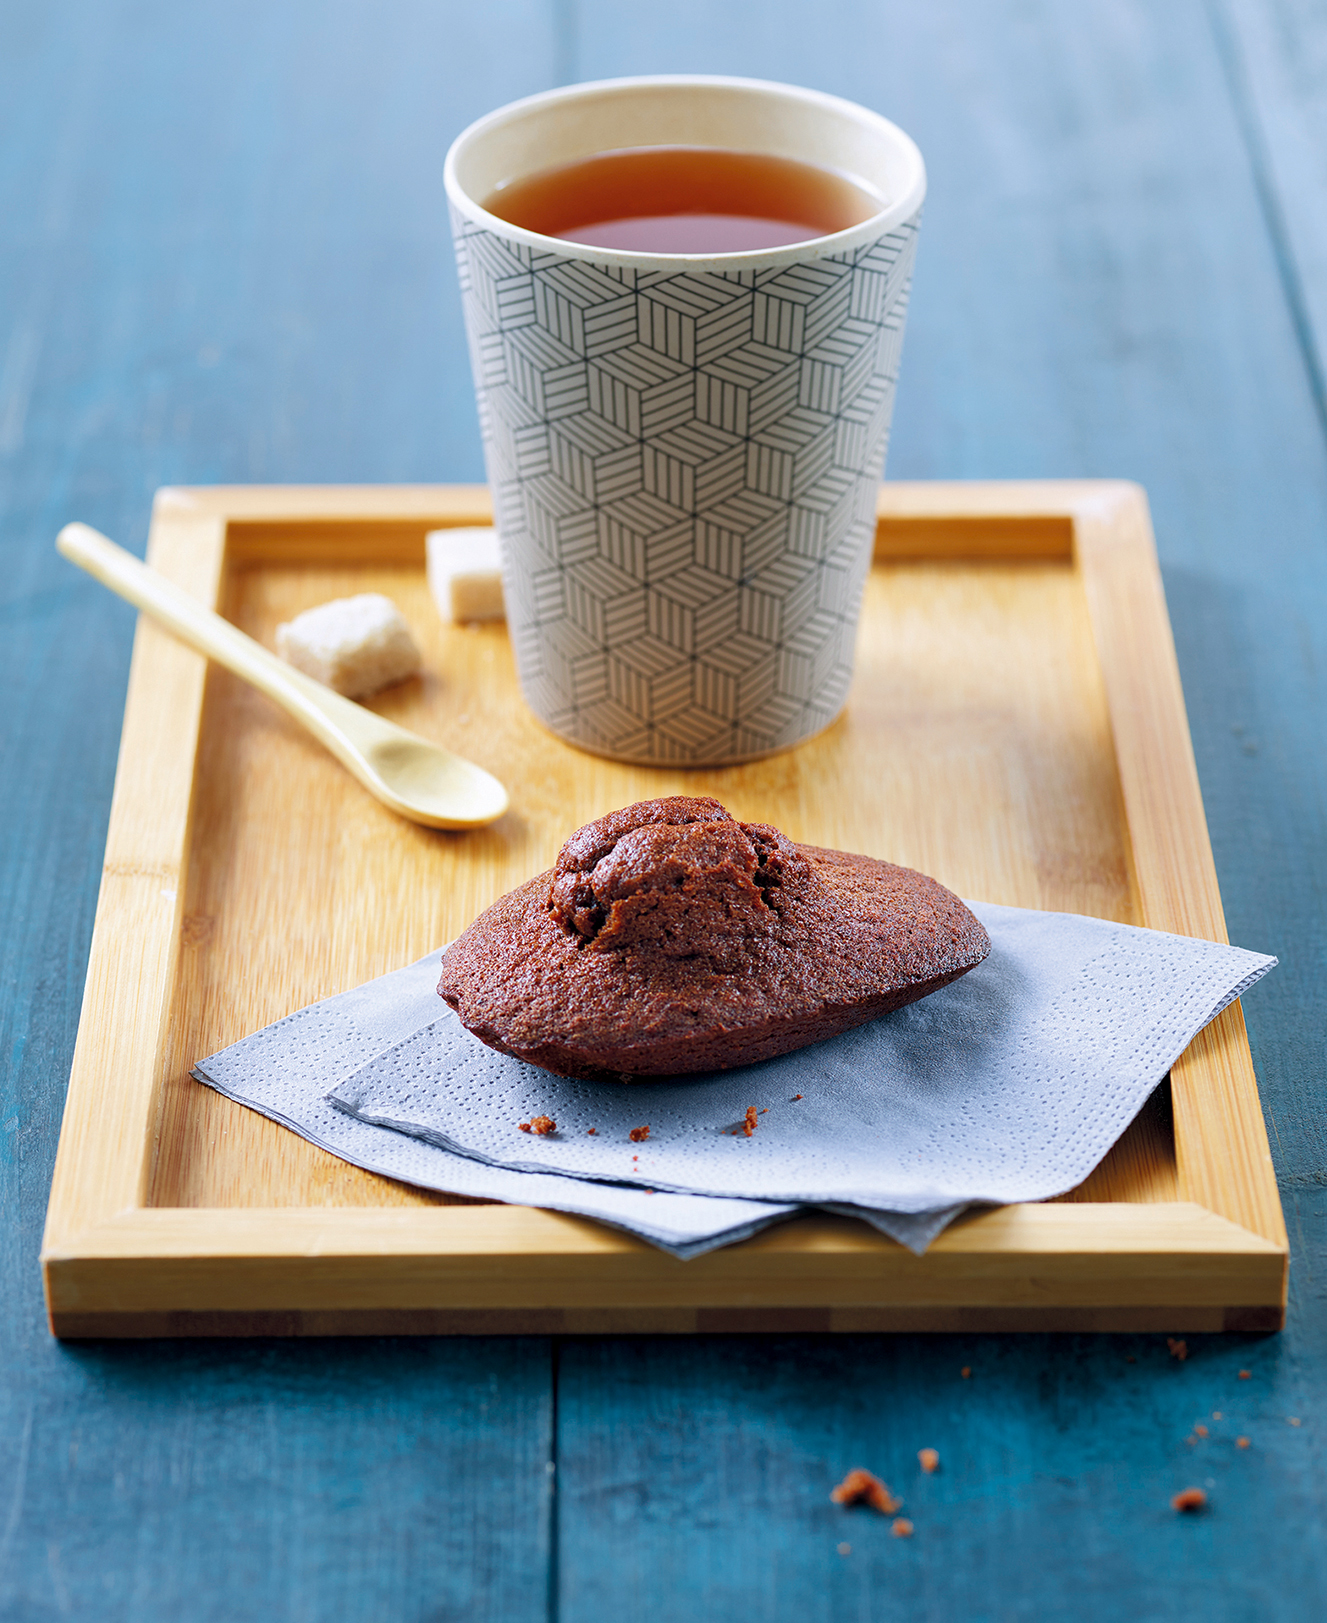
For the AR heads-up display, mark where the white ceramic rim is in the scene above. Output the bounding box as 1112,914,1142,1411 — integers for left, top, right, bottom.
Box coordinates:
444,74,926,275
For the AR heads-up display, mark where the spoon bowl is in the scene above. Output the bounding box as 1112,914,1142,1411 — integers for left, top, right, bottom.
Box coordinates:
360,732,509,827
57,522,509,830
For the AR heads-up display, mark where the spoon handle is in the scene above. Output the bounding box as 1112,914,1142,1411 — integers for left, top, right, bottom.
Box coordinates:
56,522,381,758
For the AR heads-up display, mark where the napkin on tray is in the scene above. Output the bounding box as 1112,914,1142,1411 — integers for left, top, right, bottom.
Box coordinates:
192,902,1275,1257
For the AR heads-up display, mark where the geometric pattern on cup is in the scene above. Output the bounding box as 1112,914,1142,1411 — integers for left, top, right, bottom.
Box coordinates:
453,210,921,763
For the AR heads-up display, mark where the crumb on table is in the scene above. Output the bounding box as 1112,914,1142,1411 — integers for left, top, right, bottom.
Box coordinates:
1194,1424,1208,1438
830,1468,901,1515
960,1367,971,1380
1237,1436,1251,1449
917,1448,939,1474
1171,1487,1207,1512
891,1518,914,1538
1167,1338,1188,1361
1238,1369,1251,1380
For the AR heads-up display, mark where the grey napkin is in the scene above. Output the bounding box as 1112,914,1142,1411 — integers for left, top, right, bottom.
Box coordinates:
193,902,1274,1256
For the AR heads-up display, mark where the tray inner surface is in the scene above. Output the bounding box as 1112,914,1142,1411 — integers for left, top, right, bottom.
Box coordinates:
148,526,1175,1212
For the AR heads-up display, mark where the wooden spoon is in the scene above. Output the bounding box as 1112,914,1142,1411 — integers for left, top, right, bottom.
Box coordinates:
57,522,509,830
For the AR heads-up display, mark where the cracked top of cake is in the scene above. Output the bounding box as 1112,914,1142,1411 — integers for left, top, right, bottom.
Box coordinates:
438,796,991,1082
546,796,807,967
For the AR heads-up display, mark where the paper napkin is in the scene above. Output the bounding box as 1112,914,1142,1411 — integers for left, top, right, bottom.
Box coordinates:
193,902,1274,1256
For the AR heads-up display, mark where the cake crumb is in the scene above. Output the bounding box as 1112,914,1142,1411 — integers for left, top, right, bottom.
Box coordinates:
1194,1425,1208,1438
1168,1338,1188,1361
518,1122,531,1133
1171,1487,1207,1512
1238,1370,1251,1380
587,1128,596,1135
526,1115,555,1136
891,1518,914,1538
918,1448,939,1474
960,1367,971,1380
1212,1411,1223,1421
743,1106,759,1137
792,1094,803,1101
629,1125,650,1143
1237,1437,1251,1449
830,1468,900,1515
1288,1416,1301,1426
837,1543,851,1557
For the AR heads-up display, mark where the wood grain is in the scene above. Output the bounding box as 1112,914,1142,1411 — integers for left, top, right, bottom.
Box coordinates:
44,1203,1281,1314
41,480,1286,1332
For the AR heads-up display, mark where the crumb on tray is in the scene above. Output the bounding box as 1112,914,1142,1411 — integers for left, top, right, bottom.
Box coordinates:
917,1449,939,1474
1171,1488,1207,1512
518,1115,556,1136
891,1518,914,1538
629,1125,650,1143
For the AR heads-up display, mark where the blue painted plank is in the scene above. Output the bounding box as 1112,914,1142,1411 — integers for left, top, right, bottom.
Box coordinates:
551,1,1327,1616
555,1302,1326,1622
1210,0,1327,429
0,3,561,1619
0,1338,555,1622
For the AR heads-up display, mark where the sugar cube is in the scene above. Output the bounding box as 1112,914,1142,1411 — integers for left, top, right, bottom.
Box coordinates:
275,593,421,698
426,526,505,623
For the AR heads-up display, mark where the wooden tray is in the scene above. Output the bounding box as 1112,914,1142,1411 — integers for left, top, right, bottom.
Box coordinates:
41,481,1288,1337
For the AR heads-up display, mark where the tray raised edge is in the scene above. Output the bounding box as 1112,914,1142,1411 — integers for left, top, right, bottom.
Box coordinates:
40,480,1288,1336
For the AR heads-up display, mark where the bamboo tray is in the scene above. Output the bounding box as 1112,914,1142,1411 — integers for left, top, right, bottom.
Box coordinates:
42,480,1288,1337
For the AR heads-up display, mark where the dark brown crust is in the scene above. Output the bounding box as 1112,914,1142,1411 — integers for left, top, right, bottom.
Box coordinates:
438,797,990,1081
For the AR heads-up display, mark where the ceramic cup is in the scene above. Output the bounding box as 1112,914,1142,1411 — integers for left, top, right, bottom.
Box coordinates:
445,75,926,765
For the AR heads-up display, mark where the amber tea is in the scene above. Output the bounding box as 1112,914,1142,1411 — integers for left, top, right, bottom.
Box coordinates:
482,146,883,253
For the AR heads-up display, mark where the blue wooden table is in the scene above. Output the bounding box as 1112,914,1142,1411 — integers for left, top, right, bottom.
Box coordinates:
3,2,1325,1616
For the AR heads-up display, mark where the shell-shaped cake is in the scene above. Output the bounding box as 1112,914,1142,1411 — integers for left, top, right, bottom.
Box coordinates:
438,797,991,1082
